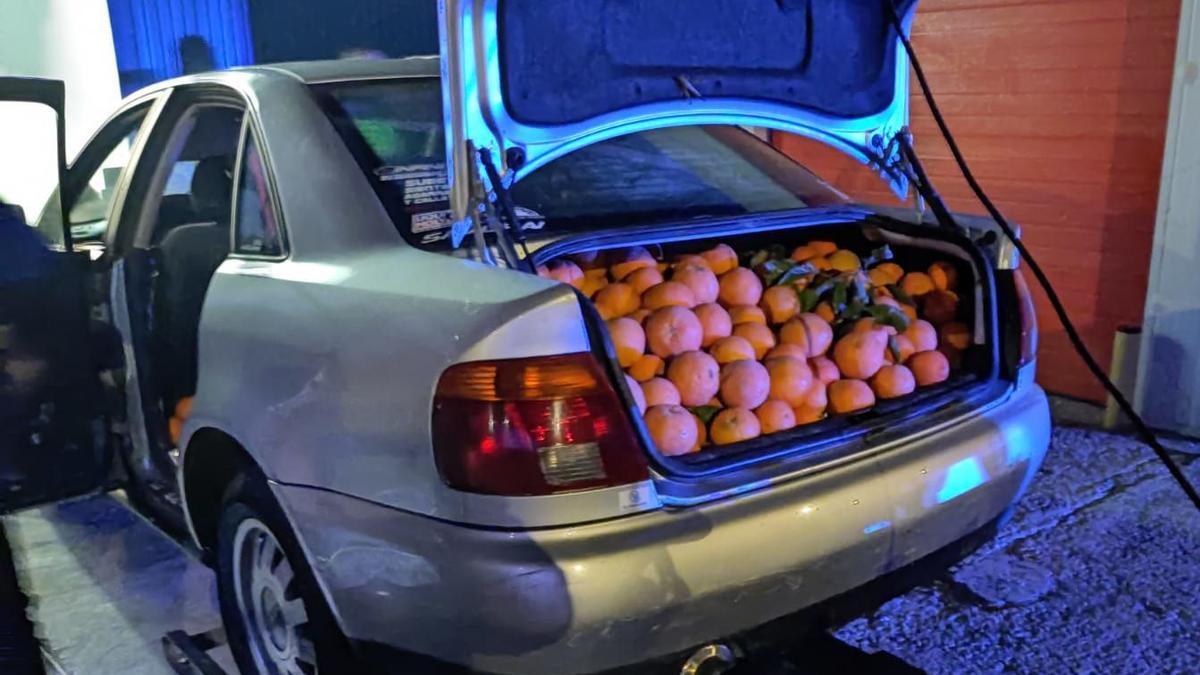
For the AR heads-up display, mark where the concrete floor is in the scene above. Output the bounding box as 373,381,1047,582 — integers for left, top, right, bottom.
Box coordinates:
4,424,1199,674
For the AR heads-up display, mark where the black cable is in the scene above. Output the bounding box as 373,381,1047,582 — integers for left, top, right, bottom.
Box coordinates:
883,0,1200,510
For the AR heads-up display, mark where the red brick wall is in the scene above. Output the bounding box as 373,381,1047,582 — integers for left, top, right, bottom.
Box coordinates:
775,0,1179,402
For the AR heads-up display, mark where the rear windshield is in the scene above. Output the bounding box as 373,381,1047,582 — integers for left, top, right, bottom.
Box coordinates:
312,78,847,248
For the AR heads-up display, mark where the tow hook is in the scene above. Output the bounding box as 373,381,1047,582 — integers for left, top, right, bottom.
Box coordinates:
679,642,739,675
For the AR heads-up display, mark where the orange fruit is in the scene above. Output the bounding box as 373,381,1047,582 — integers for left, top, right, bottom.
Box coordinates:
175,396,194,419
828,249,861,272
791,245,819,262
779,313,834,356
809,240,838,256
673,265,720,305
593,282,640,319
732,322,776,359
710,407,762,445
728,305,767,326
928,261,959,291
542,259,585,288
814,301,835,323
642,281,697,310
765,356,814,407
873,294,902,311
580,270,609,298
606,317,645,368
759,286,800,324
903,319,938,353
900,272,935,298
828,379,875,414
628,354,665,382
939,321,971,351
900,304,918,321
709,335,757,365
624,266,664,295
673,254,711,271
765,343,809,361
870,365,916,399
693,303,733,347
626,373,647,414
832,328,888,380
641,377,682,407
644,307,703,358
169,416,184,445
718,267,764,307
571,250,604,270
609,246,657,280
884,334,916,365
629,308,652,324
756,400,796,434
793,378,830,425
873,262,905,285
852,317,898,337
867,268,893,287
644,404,699,456
657,262,670,273
909,350,951,386
922,290,959,325
666,350,721,406
719,359,771,409
810,355,840,384
690,413,708,452
809,257,833,271
701,244,739,275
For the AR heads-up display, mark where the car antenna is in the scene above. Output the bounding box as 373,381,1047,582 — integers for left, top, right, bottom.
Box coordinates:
882,0,1200,511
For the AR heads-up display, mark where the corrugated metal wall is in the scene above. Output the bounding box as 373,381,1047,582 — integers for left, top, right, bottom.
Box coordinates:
776,0,1180,402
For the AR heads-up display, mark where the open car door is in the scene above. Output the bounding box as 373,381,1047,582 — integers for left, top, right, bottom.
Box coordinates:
0,77,112,513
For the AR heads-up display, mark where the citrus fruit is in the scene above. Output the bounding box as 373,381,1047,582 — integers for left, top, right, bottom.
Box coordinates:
852,317,898,336
719,359,771,409
709,335,757,364
609,246,657,280
939,321,971,350
690,413,708,453
765,343,809,361
710,407,762,445
571,250,604,270
903,319,938,353
900,271,935,297
175,397,194,419
624,266,664,295
829,249,861,272
169,416,184,444
673,254,711,271
718,267,764,307
665,350,721,406
873,262,905,284
642,281,697,310
644,404,699,456
832,328,888,380
870,364,916,399
693,303,733,347
756,400,796,434
828,379,875,414
759,286,801,324
673,265,720,305
909,350,951,386
809,240,838,256
728,305,767,326
810,355,840,384
732,322,776,359
629,308,652,324
790,245,819,262
765,356,814,407
814,301,835,323
580,271,609,298
628,354,665,382
928,261,958,291
641,377,682,407
922,290,959,325
626,373,647,414
644,306,703,358
701,244,738,275
593,282,640,319
884,334,916,365
809,257,833,271
779,313,833,356
607,317,645,368
542,259,584,288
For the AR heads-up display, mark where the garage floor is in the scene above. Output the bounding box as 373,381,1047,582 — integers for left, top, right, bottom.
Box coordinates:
6,424,1200,675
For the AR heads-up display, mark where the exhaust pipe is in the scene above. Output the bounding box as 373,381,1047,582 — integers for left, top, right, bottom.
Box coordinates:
680,642,738,675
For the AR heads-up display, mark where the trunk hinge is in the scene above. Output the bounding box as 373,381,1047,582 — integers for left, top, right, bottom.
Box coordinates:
450,143,535,272
875,127,963,233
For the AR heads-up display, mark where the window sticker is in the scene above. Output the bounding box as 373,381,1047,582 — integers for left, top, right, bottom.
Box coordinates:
375,163,449,207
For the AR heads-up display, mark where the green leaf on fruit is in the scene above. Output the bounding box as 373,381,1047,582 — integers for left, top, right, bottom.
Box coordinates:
887,283,916,306
689,405,722,425
773,262,816,287
866,304,912,332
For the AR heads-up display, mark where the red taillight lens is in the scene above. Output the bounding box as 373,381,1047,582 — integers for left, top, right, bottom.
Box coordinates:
1014,269,1038,367
432,353,649,496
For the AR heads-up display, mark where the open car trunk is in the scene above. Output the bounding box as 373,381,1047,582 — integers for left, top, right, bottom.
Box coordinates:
530,209,1010,503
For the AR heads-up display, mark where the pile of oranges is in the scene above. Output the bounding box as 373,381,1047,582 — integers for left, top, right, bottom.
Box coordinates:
538,239,969,456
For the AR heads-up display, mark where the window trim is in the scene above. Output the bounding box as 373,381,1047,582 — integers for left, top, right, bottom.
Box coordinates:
227,115,289,261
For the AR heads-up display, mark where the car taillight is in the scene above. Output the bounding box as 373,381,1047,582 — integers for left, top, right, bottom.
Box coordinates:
432,353,649,496
1014,269,1038,367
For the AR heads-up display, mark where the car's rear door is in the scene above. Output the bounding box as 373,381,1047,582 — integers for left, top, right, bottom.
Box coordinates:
0,77,153,512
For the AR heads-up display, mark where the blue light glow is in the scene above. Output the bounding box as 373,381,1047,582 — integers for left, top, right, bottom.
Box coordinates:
936,457,987,504
863,520,892,535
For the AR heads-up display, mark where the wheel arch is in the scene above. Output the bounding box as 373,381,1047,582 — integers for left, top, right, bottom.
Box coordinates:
181,426,268,555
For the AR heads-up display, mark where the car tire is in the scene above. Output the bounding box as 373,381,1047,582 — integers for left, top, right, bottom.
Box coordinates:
214,473,358,675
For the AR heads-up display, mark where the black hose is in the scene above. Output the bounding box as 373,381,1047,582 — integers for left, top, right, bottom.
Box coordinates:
883,0,1200,510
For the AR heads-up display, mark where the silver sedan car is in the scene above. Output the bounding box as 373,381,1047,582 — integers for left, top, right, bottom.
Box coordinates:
1,1,1049,673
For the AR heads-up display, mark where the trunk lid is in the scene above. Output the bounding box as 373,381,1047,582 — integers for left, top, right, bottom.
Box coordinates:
438,0,919,223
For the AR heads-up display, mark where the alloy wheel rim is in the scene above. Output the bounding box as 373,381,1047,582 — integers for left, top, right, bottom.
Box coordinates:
232,518,316,675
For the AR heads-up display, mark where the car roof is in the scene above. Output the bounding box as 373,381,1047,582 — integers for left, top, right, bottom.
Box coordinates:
246,55,441,83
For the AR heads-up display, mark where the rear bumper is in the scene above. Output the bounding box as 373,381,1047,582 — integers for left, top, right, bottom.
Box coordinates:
274,383,1049,675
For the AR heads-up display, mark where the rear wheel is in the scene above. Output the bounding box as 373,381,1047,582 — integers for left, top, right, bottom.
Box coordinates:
215,476,355,674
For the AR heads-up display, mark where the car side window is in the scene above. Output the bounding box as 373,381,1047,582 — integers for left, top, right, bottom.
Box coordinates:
232,129,283,257
66,110,150,245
